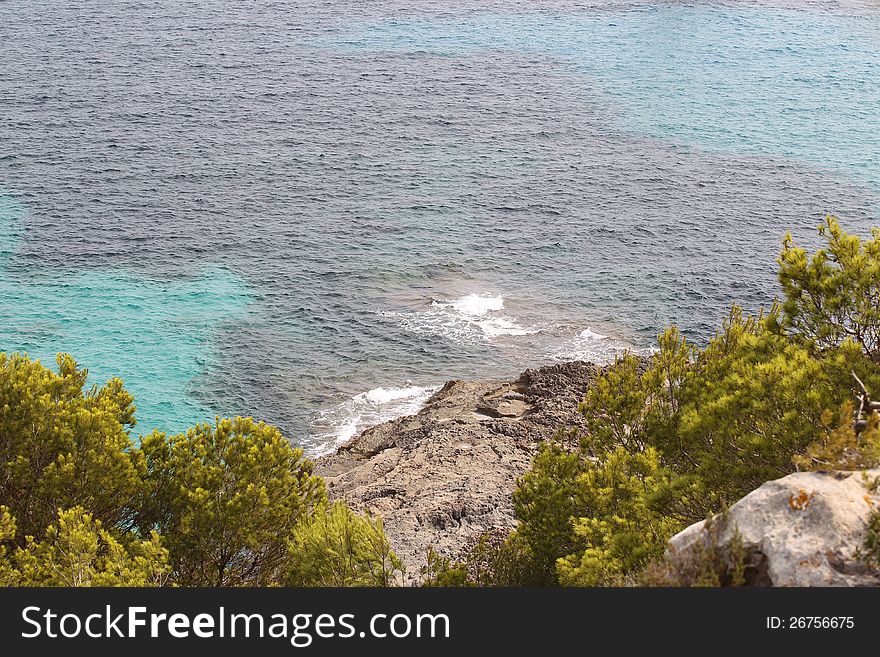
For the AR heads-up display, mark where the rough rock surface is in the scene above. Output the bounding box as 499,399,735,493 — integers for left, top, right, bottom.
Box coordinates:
315,361,598,582
669,468,880,586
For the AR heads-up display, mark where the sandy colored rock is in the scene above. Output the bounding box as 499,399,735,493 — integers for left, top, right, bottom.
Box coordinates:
315,361,598,582
669,468,880,586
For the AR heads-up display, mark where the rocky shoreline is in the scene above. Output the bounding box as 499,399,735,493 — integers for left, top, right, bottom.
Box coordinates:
315,359,880,587
315,361,598,581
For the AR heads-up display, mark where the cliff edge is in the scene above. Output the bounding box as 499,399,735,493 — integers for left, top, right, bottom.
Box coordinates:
315,361,598,581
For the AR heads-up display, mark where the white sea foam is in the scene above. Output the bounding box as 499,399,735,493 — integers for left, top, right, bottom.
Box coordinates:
578,327,608,341
309,383,439,456
479,316,534,337
362,385,430,405
548,325,637,364
386,293,537,343
441,293,505,316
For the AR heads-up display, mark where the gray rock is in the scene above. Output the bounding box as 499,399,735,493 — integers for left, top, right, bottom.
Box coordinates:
315,361,598,583
669,468,880,586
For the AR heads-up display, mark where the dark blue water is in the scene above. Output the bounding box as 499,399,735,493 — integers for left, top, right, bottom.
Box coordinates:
2,0,879,453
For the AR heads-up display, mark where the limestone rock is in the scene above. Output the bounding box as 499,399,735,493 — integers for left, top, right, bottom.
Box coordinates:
668,468,880,586
315,361,598,583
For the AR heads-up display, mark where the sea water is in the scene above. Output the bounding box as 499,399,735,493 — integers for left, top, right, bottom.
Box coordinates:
1,0,878,452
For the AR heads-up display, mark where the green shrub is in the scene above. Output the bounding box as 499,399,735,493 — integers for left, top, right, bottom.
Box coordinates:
0,353,143,539
0,353,401,587
420,530,548,587
513,218,880,585
1,506,170,587
779,216,880,363
286,501,403,587
420,547,471,587
135,418,326,586
555,446,681,586
795,403,880,471
512,438,588,584
640,519,752,587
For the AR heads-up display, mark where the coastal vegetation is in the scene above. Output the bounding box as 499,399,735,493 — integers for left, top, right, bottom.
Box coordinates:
2,217,880,587
424,217,880,586
0,354,403,586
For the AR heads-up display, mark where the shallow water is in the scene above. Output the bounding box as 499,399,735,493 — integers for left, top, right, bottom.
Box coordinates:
1,0,878,452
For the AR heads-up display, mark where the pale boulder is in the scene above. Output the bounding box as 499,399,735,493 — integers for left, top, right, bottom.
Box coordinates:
669,469,880,586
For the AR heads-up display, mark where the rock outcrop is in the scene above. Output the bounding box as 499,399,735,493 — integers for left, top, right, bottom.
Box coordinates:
668,468,880,586
315,361,598,582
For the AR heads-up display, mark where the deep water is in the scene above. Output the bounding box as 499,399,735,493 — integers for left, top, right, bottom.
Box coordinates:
1,0,879,452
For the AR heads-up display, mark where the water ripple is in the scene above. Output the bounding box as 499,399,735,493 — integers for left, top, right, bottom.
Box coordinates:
1,1,878,451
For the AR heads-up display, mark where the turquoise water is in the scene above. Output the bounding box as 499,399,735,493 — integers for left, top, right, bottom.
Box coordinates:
1,1,879,451
329,6,880,188
0,198,251,435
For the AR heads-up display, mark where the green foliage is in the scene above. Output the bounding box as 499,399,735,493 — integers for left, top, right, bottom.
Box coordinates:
513,438,588,583
779,216,880,362
420,547,472,587
286,501,403,587
862,506,880,569
580,353,652,454
673,307,836,511
2,506,170,587
641,519,751,587
0,506,18,586
463,530,547,587
420,530,550,587
514,219,880,585
515,307,844,585
795,403,880,471
0,353,402,587
556,447,680,586
0,353,143,539
135,418,326,586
